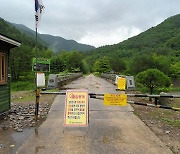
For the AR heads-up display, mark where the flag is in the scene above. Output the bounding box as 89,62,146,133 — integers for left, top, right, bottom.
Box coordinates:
35,0,45,28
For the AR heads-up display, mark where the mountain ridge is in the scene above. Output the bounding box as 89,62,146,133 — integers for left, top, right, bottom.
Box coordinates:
85,14,180,77
87,14,180,56
11,22,95,52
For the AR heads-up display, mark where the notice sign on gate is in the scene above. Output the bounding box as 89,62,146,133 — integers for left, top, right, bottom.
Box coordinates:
118,77,126,90
104,94,127,106
64,90,89,127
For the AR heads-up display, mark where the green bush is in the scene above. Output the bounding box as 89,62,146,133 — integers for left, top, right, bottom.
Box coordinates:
93,72,101,76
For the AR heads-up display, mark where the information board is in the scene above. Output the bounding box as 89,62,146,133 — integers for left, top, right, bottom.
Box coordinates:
32,58,50,72
118,77,126,90
104,94,127,106
64,90,89,127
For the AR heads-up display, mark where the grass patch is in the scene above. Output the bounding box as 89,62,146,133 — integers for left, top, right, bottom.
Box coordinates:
11,81,35,91
12,95,35,103
161,118,180,128
11,91,35,102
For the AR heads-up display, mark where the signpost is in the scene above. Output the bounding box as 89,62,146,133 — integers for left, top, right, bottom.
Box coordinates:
64,89,89,127
104,94,127,106
32,58,50,72
32,58,50,121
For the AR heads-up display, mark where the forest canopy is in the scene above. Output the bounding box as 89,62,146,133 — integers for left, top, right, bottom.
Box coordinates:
0,14,179,85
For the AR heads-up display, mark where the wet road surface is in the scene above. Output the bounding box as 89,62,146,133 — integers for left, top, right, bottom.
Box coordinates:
16,74,172,154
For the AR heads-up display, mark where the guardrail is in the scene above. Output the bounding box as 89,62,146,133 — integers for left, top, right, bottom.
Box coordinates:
101,73,128,84
58,73,82,85
48,73,83,89
101,73,116,84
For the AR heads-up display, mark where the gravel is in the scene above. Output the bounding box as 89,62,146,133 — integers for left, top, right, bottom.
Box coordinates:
0,103,50,132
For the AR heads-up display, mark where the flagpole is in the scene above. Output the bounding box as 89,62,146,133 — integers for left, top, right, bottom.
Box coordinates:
34,0,44,121
35,27,39,121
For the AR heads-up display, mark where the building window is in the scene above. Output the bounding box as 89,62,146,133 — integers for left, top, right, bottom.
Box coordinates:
0,52,7,84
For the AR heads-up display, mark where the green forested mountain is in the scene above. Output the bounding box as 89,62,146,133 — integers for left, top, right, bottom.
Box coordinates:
0,18,45,49
0,17,92,82
0,14,180,84
87,14,180,56
11,23,95,52
0,17,48,81
85,14,180,78
39,34,95,53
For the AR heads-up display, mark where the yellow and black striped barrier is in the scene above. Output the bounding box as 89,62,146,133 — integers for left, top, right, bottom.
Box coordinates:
89,93,180,98
89,93,180,111
41,92,180,111
127,94,180,98
127,101,180,111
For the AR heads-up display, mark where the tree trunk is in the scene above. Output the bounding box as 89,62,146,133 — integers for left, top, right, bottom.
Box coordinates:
149,87,153,101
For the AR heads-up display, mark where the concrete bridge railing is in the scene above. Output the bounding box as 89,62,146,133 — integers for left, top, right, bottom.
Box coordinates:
48,72,83,89
101,73,116,84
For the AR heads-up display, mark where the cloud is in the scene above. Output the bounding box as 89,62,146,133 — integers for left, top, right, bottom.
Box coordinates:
0,0,180,47
79,27,141,47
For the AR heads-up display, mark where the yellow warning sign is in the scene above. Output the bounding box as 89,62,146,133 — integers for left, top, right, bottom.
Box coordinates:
118,77,126,90
104,94,127,106
64,89,89,127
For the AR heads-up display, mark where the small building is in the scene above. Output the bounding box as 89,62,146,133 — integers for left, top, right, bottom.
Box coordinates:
0,34,21,114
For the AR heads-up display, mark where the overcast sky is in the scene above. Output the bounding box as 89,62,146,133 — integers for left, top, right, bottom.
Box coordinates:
0,0,180,47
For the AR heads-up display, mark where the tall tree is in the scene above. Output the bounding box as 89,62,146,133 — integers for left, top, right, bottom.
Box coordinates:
136,69,171,94
10,45,32,81
93,57,111,73
109,57,126,73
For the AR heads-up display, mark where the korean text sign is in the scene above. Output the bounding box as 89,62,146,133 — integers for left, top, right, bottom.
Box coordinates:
104,94,127,106
64,90,89,127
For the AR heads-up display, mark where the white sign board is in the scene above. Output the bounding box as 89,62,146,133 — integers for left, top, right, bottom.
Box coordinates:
37,72,45,87
64,89,89,127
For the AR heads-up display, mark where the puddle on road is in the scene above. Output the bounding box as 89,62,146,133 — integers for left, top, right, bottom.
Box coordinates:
0,127,35,154
11,127,35,153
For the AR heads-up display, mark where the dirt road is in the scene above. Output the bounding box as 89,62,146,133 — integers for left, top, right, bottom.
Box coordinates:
16,74,173,154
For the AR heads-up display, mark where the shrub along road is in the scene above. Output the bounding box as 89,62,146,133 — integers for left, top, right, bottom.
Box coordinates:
16,74,173,154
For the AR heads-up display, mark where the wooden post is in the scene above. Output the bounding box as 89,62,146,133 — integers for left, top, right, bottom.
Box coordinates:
154,97,158,105
35,88,40,121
